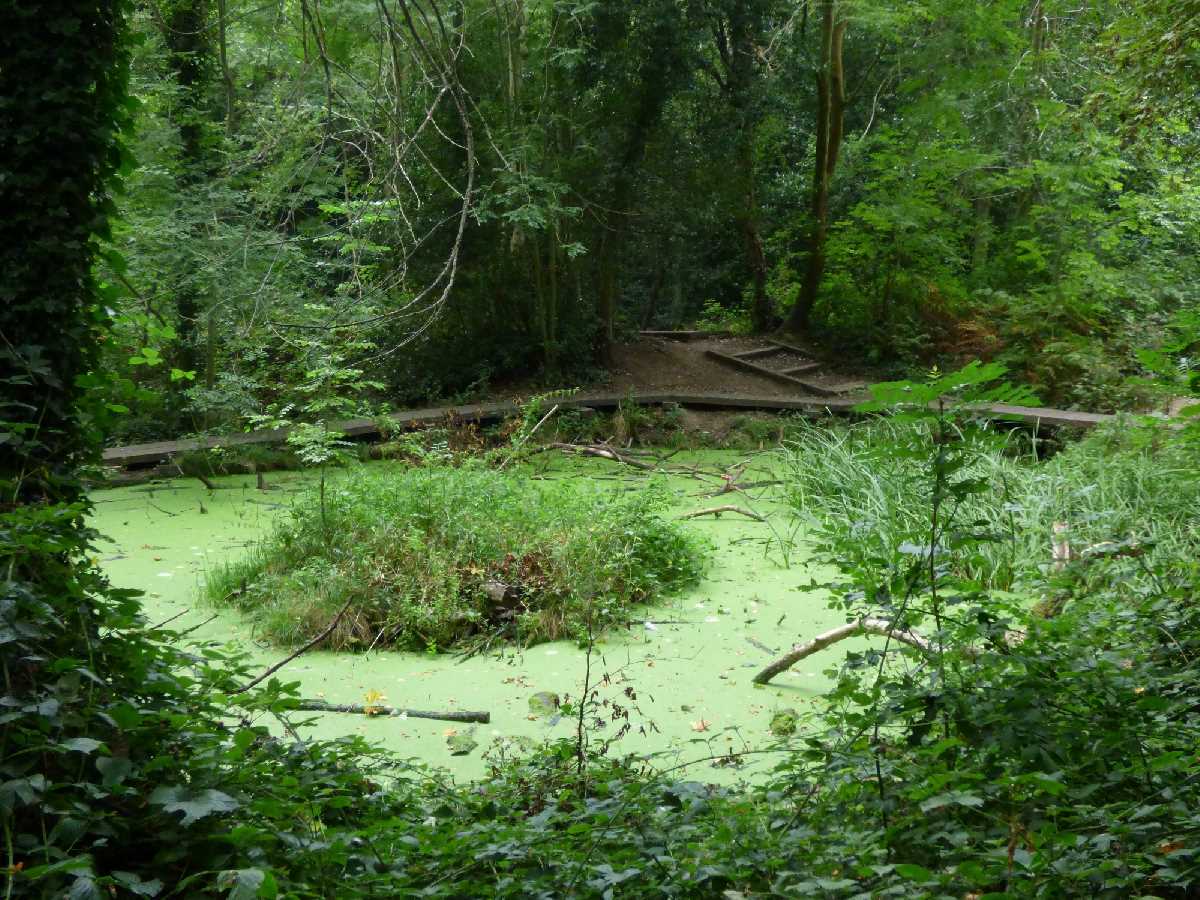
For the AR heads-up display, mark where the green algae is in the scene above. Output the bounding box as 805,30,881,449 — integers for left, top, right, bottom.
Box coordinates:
90,451,865,783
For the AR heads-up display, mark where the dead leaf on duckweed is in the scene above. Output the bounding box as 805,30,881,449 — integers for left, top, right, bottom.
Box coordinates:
690,719,711,733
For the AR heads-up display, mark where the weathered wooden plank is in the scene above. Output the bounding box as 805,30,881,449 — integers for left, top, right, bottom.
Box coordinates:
706,349,840,397
100,391,1116,469
781,362,823,377
732,346,784,361
973,403,1113,429
766,338,817,357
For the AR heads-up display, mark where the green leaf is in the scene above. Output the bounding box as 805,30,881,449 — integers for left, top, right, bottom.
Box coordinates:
149,786,239,825
113,872,164,897
96,756,132,787
59,737,103,754
67,876,101,900
218,868,276,899
894,863,934,882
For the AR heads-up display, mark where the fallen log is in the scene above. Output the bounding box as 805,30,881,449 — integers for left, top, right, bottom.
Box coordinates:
680,505,766,522
293,700,490,724
753,618,940,685
547,442,656,470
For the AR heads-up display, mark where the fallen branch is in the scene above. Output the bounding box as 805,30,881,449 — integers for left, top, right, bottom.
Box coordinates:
680,505,766,523
293,700,489,724
548,442,656,470
498,404,559,472
753,618,943,685
229,597,354,695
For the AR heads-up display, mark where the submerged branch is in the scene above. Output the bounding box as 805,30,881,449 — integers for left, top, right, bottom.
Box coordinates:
680,505,766,522
547,442,656,470
294,700,489,724
229,597,354,695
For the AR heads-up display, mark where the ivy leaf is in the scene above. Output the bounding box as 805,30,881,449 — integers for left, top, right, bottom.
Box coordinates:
67,876,102,900
149,786,239,825
59,737,103,754
218,868,277,899
113,871,164,897
96,756,132,787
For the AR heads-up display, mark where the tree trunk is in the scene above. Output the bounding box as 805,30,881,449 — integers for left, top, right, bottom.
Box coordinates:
162,0,211,391
786,1,846,335
1,0,123,503
216,0,235,131
724,7,774,333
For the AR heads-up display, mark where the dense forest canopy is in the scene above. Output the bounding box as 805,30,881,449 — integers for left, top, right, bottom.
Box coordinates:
102,0,1200,442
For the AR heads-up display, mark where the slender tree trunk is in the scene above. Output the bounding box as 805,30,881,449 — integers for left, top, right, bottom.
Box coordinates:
162,0,211,393
216,0,235,131
725,7,773,333
786,0,846,334
972,195,992,278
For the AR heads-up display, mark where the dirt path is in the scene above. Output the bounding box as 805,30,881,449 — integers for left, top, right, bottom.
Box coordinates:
598,335,871,398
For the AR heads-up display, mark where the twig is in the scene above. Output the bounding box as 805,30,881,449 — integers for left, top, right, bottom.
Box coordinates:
228,597,354,695
746,636,777,655
293,700,489,724
498,403,559,472
173,614,219,639
149,609,189,630
679,505,766,522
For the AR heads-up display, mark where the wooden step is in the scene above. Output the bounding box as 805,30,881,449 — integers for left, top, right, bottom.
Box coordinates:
766,338,814,356
781,362,822,377
732,346,785,361
706,349,839,397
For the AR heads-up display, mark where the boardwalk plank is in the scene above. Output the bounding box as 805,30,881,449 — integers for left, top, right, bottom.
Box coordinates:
101,392,1116,468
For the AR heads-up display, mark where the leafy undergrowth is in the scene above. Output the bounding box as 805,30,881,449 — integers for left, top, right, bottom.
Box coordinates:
206,463,706,651
782,416,1200,595
25,393,1200,898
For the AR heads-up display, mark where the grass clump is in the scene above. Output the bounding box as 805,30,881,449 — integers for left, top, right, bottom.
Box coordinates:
782,417,1200,593
206,464,705,651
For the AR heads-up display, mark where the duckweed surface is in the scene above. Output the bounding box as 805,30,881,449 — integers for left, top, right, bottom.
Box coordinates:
91,451,866,782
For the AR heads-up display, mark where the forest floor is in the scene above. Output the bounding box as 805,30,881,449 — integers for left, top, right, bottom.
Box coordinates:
600,334,873,398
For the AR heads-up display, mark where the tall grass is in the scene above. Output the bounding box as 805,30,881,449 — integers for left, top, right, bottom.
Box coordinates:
783,418,1200,591
205,463,706,651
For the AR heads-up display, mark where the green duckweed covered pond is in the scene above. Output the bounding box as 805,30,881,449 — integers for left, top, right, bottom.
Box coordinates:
91,450,866,783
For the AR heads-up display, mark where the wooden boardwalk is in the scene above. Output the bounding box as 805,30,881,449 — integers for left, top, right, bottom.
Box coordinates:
100,392,1116,469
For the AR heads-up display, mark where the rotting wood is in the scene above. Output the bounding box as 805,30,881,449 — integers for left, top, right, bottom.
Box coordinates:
293,700,489,724
680,505,766,522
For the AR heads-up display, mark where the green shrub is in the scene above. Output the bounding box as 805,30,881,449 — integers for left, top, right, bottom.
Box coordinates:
206,464,706,650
